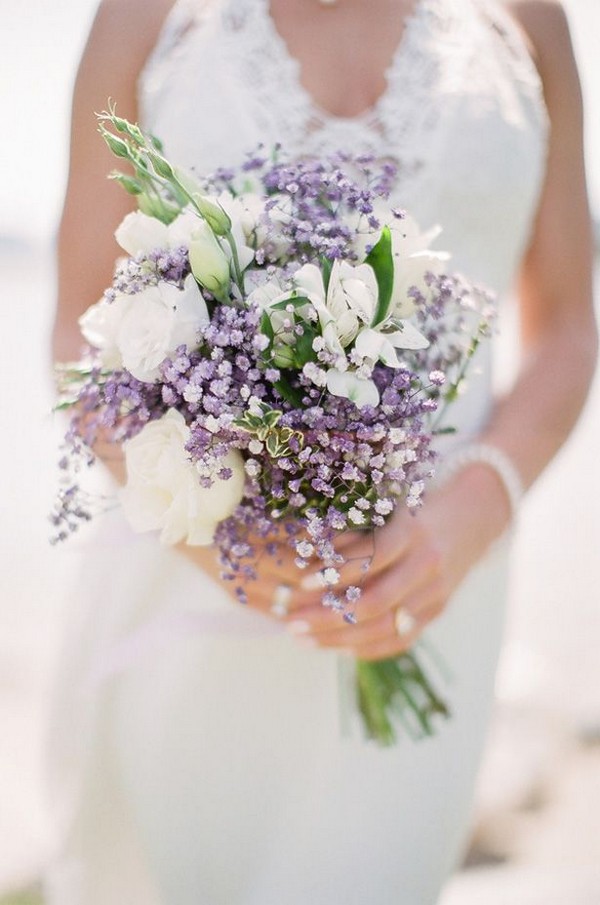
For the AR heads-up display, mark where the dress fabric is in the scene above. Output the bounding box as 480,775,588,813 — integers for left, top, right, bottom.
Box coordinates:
44,0,549,903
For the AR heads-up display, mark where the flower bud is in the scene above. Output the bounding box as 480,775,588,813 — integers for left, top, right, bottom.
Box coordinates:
110,172,143,195
101,130,130,159
149,152,175,180
191,193,232,235
137,192,180,224
189,222,231,298
271,342,297,369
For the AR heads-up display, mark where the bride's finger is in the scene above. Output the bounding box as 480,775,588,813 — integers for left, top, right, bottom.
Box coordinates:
346,584,448,660
300,513,425,590
293,578,447,652
288,547,436,633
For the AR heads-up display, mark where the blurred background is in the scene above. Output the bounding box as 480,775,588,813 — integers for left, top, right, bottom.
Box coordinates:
1,1,599,902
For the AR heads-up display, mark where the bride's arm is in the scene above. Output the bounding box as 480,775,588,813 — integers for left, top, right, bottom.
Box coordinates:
53,0,178,484
53,0,176,364
289,1,598,657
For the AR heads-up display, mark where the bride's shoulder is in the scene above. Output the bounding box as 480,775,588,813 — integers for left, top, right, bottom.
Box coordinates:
74,0,179,121
83,0,179,83
502,1,577,79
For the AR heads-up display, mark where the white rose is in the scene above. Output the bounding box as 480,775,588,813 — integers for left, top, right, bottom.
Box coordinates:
79,292,132,369
115,209,205,257
166,210,205,249
120,410,245,546
115,211,171,256
119,273,209,382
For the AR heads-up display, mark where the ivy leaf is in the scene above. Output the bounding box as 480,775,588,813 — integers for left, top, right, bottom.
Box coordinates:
265,433,280,457
366,226,394,327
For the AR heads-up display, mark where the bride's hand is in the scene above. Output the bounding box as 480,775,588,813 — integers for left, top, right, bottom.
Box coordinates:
284,465,512,660
179,526,358,619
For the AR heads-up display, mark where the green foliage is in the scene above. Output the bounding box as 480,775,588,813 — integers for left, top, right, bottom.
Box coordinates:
365,226,394,327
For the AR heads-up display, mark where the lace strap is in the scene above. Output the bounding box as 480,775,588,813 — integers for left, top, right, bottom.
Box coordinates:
138,0,213,127
476,1,545,87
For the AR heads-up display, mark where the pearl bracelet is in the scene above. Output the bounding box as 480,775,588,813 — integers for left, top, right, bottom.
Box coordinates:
435,442,524,524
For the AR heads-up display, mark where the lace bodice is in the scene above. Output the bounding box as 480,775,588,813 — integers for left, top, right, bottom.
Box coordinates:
138,0,549,439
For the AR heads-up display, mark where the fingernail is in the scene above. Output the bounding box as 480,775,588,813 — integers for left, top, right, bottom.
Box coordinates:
300,573,322,591
288,620,311,634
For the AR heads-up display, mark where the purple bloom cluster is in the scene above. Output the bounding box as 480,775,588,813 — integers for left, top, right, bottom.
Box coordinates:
210,150,401,263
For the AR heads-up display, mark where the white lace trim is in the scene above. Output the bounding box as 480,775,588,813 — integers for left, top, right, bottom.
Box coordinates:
218,0,468,179
138,0,213,130
139,0,549,179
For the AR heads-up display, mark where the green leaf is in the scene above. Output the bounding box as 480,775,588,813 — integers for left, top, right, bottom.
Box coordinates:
260,312,275,343
263,409,282,428
109,171,143,195
321,256,333,293
270,294,312,312
366,226,395,327
273,377,304,407
265,433,280,457
292,329,317,367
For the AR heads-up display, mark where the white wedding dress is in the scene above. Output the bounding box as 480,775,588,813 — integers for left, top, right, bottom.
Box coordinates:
44,1,549,902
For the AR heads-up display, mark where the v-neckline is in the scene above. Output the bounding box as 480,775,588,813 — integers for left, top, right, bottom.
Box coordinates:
257,0,432,125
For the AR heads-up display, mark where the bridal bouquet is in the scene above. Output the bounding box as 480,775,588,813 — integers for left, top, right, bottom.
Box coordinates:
53,106,495,744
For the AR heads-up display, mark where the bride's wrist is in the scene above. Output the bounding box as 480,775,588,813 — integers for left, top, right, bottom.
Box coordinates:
434,456,517,553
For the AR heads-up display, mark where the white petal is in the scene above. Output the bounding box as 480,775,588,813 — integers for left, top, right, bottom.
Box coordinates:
354,328,402,368
293,264,326,303
326,369,380,408
387,321,430,350
115,211,170,256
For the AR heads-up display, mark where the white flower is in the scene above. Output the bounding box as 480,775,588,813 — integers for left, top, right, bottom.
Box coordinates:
354,322,429,369
79,293,133,369
80,275,209,381
244,458,261,478
322,567,341,585
115,210,199,256
119,274,209,382
120,410,245,546
247,276,308,369
374,498,394,516
217,191,263,243
115,212,169,256
293,261,378,350
325,368,380,409
351,205,449,318
302,361,328,387
348,507,366,525
388,428,407,445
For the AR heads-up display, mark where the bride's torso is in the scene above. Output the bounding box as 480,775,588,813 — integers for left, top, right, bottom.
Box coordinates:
138,0,549,438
